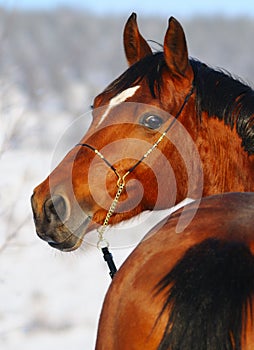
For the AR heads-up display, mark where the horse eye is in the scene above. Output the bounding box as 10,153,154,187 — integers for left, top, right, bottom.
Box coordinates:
141,114,163,130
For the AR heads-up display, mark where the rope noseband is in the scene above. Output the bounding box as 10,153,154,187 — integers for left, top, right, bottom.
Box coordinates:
76,86,194,278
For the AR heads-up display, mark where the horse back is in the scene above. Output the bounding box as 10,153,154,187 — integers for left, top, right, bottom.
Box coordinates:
96,193,254,350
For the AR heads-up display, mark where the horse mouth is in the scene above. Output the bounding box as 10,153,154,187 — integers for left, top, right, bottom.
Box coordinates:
48,235,82,252
48,215,92,252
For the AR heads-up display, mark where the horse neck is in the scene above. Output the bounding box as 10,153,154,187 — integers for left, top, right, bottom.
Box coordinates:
196,111,254,194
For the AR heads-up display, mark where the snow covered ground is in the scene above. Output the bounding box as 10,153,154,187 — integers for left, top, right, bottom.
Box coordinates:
0,148,136,350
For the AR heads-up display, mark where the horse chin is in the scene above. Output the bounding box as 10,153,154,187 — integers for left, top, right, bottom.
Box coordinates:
47,215,92,252
48,235,82,252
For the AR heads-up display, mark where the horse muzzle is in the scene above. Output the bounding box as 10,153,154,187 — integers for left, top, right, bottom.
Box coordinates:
31,191,91,252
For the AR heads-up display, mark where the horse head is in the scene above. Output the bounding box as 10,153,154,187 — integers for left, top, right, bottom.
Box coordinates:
31,14,201,251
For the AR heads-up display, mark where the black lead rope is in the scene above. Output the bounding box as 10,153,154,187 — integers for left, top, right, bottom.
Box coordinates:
102,247,118,279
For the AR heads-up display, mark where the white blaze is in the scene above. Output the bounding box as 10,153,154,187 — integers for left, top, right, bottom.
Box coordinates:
97,85,140,126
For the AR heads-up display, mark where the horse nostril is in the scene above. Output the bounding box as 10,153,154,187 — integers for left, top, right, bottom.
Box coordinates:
44,195,70,223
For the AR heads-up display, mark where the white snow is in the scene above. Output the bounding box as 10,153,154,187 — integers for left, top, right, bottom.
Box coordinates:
0,148,136,350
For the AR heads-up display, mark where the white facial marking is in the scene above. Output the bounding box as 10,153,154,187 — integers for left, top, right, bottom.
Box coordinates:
97,85,140,126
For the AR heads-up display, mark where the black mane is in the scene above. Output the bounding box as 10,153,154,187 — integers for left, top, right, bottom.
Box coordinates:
191,60,254,154
155,238,254,350
104,52,254,154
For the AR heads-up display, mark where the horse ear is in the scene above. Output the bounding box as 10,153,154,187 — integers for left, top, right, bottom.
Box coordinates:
123,13,152,66
164,17,192,79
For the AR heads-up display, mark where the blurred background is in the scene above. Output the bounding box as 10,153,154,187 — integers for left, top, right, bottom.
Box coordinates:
1,0,254,349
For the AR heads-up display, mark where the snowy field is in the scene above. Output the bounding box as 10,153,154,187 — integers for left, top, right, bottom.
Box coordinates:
1,145,174,349
0,149,112,350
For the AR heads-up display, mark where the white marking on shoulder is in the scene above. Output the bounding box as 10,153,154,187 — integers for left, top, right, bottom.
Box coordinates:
97,85,140,126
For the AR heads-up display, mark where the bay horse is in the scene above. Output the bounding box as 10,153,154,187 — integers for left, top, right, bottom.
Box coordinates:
96,192,254,350
31,13,254,252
